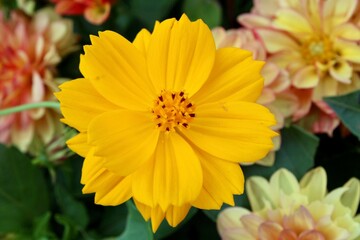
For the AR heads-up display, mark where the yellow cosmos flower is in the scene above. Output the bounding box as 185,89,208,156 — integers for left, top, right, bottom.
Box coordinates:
55,15,276,231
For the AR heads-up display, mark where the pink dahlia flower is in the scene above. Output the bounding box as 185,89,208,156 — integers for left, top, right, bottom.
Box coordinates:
0,8,77,152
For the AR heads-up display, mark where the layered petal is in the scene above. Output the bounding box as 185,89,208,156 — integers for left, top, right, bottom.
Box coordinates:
146,14,216,96
55,78,118,132
192,150,244,209
80,31,156,110
191,47,264,105
256,29,299,53
88,110,159,176
132,133,202,210
181,101,276,163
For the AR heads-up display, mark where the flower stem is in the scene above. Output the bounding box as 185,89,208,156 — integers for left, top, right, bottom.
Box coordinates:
0,101,60,116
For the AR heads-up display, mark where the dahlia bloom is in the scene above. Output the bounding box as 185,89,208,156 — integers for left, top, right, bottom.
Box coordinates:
51,0,115,25
239,0,360,135
212,27,295,166
0,8,77,152
55,15,277,231
217,167,360,240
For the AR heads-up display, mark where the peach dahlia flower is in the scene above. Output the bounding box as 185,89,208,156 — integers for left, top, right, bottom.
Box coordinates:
239,0,360,135
217,167,360,240
0,8,77,152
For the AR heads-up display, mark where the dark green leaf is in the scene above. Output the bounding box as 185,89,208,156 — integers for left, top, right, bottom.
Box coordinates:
182,0,222,28
155,208,198,239
0,145,49,233
98,205,128,237
130,0,179,28
54,184,89,230
116,201,153,240
33,212,57,239
324,90,360,139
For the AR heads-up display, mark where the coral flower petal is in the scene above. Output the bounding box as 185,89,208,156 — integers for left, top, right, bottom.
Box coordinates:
88,110,159,176
146,14,216,96
132,133,202,210
192,48,264,104
181,102,276,162
293,66,320,89
80,31,156,110
55,78,118,132
256,29,299,53
273,9,313,35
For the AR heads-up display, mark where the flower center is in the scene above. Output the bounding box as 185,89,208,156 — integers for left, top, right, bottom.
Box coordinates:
301,35,334,64
152,90,196,132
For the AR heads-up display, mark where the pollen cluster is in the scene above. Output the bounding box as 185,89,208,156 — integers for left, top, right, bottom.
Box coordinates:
152,90,196,132
301,35,335,64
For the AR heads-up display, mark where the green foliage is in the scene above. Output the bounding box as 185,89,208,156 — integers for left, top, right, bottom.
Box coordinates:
129,0,179,28
116,201,154,240
0,145,49,235
182,0,222,28
325,90,360,139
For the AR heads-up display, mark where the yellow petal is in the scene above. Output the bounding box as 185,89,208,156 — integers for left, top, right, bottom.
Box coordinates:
94,175,133,206
300,167,327,202
341,178,360,216
165,204,191,227
66,132,89,157
133,28,151,55
191,48,264,105
192,150,244,210
81,148,105,185
329,60,352,84
324,0,357,26
151,205,165,232
273,9,313,35
88,110,159,176
256,29,299,53
246,176,275,211
80,31,156,111
146,14,216,96
55,78,118,132
313,75,338,100
270,168,300,197
336,40,360,63
332,23,360,40
133,133,202,210
181,102,276,163
293,66,320,88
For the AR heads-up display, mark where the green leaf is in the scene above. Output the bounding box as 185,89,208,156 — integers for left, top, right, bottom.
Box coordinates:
33,212,57,239
182,0,222,28
54,184,89,230
130,0,179,28
0,145,49,234
203,125,319,222
324,90,360,139
98,205,128,237
116,201,153,240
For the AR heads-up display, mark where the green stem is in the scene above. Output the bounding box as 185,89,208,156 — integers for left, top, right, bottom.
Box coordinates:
0,101,60,116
